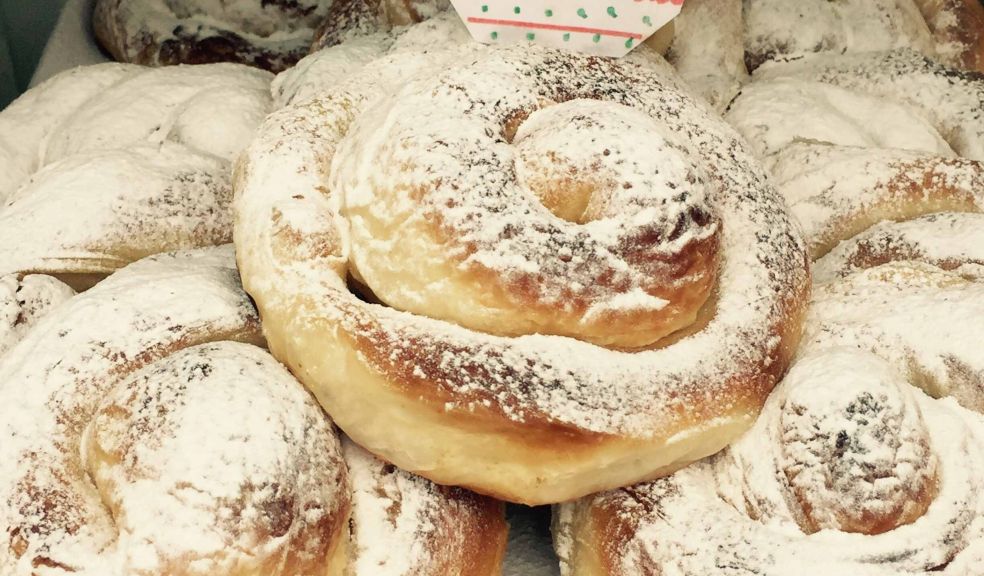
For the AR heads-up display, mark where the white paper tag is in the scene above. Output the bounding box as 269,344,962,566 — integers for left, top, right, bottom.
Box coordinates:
449,0,684,58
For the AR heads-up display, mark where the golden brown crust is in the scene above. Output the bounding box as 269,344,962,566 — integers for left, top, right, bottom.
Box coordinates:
913,0,984,72
807,154,984,259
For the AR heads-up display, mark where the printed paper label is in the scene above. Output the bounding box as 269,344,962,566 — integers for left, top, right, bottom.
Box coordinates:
449,0,684,57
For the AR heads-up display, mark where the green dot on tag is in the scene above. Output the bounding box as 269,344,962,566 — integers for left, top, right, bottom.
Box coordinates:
527,32,535,40
625,38,634,48
514,5,521,13
643,15,652,26
545,8,553,16
592,33,601,43
491,31,498,39
577,8,588,18
563,32,571,41
607,6,617,17
481,4,488,11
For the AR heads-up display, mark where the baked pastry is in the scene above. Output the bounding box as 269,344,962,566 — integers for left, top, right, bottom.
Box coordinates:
93,0,332,72
0,63,272,288
310,0,449,51
234,34,810,504
0,274,73,358
554,346,984,575
664,0,984,108
733,49,984,162
744,0,984,73
274,11,471,108
0,248,506,575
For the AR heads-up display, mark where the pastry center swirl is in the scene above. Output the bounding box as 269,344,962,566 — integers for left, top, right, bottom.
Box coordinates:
513,99,711,227
332,59,722,348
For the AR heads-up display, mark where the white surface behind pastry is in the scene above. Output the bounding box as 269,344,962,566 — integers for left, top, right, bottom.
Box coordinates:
25,2,561,573
30,0,108,87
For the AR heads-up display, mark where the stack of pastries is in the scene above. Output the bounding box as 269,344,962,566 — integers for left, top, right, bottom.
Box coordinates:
0,0,981,574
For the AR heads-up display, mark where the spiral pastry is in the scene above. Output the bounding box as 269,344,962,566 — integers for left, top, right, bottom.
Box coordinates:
0,248,505,575
234,36,809,504
93,0,332,72
555,345,984,575
0,63,271,288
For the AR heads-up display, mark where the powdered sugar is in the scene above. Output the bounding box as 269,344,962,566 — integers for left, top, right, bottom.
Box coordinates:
743,0,935,71
753,142,984,257
741,0,984,73
725,79,953,162
343,439,504,575
0,143,233,280
752,49,984,161
0,62,272,281
0,63,137,203
805,261,984,412
0,274,74,358
41,63,272,164
665,0,747,112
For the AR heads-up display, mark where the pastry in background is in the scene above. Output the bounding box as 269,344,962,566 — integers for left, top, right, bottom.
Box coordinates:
744,0,984,73
0,63,271,289
665,0,984,111
93,0,333,72
310,0,450,51
665,0,748,112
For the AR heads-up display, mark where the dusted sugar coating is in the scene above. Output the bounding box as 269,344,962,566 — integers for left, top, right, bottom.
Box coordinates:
83,341,347,575
763,143,984,258
310,0,449,51
273,11,471,108
0,63,272,287
234,33,809,504
725,51,984,266
93,0,332,72
0,144,233,286
744,0,935,71
0,63,138,203
751,49,984,161
555,346,984,576
0,274,74,358
806,261,984,413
